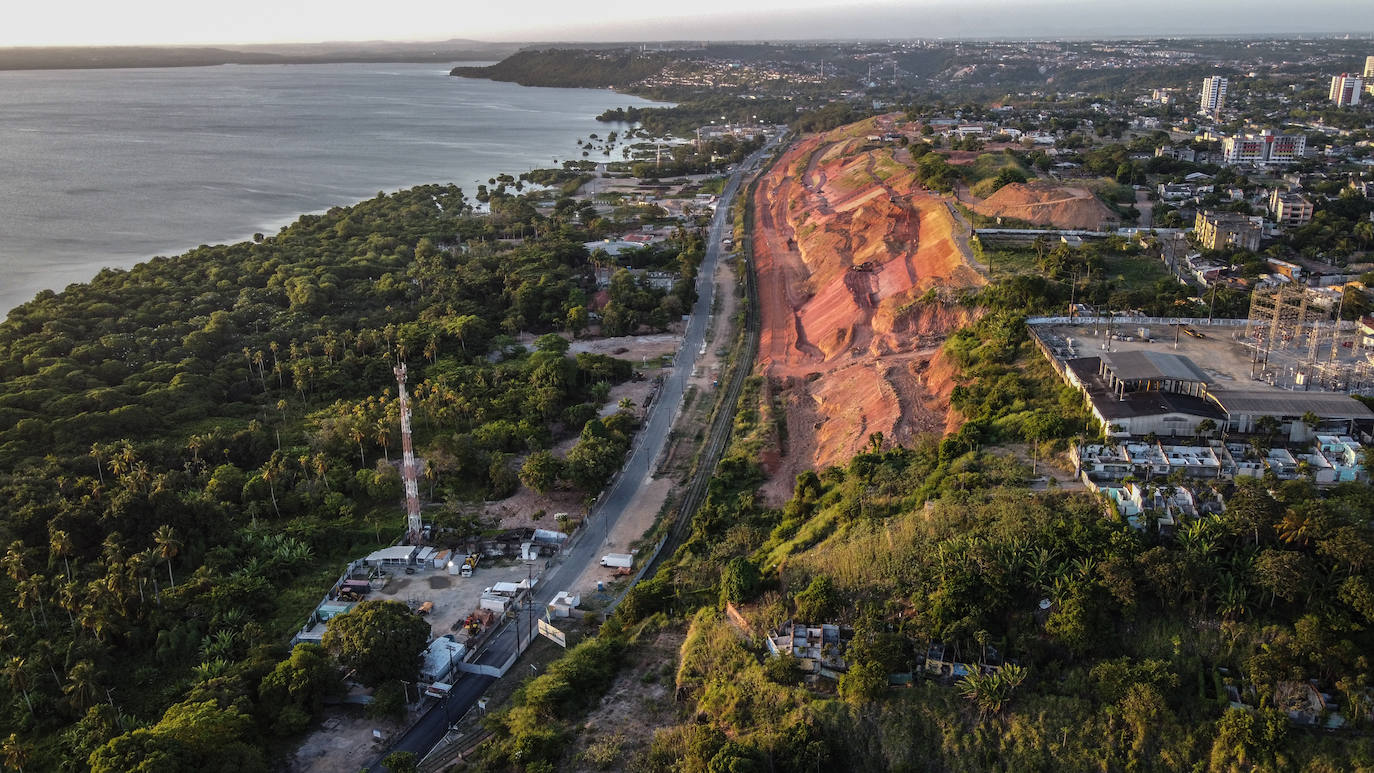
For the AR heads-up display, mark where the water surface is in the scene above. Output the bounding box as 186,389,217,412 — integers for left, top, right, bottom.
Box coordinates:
0,63,657,315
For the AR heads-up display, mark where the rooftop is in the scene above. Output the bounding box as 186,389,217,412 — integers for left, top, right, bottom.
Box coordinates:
1208,390,1374,419
1100,350,1211,384
1068,358,1225,421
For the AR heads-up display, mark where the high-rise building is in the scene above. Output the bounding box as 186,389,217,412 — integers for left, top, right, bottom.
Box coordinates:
1331,74,1363,107
1200,76,1228,114
1221,130,1307,167
1364,55,1374,79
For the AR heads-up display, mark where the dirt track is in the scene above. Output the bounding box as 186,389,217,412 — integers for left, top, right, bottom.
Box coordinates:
752,118,984,501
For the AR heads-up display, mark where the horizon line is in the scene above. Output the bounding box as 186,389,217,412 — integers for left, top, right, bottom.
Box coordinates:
4,32,1374,51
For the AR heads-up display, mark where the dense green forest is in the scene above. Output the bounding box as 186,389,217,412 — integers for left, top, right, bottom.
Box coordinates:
451,50,672,89
0,182,706,769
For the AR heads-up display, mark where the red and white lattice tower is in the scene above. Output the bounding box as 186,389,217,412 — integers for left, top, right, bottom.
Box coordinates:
395,364,423,543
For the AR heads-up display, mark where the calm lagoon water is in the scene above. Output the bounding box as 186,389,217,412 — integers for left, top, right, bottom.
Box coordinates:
0,62,658,315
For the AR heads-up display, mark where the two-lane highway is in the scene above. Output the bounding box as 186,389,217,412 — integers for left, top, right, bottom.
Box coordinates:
370,135,779,771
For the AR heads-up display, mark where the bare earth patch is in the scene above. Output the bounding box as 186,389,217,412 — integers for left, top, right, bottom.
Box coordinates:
752,118,985,503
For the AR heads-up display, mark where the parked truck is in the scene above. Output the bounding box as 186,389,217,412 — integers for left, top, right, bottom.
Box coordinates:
600,553,634,569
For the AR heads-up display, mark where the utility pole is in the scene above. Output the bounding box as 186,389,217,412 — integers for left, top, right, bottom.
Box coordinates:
395,364,423,544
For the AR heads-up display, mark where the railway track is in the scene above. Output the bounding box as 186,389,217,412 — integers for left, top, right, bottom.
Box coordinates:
641,142,778,578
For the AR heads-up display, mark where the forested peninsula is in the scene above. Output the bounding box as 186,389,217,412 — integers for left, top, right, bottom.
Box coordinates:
0,181,704,769
451,49,834,137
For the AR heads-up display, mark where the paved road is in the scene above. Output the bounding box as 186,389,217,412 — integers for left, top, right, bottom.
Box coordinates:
370,136,778,772
376,673,495,764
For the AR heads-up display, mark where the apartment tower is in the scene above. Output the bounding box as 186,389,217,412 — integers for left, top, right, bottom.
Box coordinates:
1200,76,1228,114
1331,73,1363,107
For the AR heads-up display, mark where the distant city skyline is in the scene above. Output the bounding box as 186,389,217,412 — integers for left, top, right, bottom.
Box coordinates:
4,0,1374,48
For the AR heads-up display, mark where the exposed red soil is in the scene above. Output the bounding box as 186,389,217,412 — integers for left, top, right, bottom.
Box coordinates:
752,118,984,502
968,180,1118,231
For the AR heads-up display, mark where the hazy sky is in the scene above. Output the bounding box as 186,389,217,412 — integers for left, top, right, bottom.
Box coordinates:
4,0,1373,47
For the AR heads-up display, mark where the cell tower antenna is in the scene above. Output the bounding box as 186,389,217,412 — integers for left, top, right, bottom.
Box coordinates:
395,364,423,544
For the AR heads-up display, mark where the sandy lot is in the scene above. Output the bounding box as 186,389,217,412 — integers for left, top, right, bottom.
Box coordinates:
970,180,1119,231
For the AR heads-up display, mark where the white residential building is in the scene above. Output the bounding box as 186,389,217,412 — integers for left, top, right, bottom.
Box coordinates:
1221,130,1307,167
1364,55,1374,80
1330,74,1363,107
1200,76,1228,114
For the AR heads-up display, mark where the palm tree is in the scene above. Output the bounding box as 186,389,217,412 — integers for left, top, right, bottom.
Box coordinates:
259,457,283,519
187,433,208,468
49,528,73,583
3,540,29,580
1276,507,1319,546
57,580,79,628
424,459,438,498
1217,572,1249,620
153,525,181,588
3,732,30,773
26,640,61,690
312,454,331,492
108,441,137,479
1354,220,1374,250
17,576,48,628
375,418,392,463
193,659,231,683
347,420,367,466
63,660,99,713
89,442,106,485
5,657,33,716
77,596,113,643
128,549,155,604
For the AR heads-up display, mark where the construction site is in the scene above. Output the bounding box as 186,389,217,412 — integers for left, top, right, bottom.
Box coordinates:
750,116,986,499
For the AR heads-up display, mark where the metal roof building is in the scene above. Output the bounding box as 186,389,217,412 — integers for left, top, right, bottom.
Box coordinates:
1098,350,1212,401
1208,390,1374,435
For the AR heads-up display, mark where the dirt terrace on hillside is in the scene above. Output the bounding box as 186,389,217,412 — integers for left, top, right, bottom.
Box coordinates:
752,117,984,502
968,180,1119,231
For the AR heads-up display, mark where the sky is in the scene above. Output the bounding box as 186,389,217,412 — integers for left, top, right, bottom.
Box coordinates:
4,0,1373,47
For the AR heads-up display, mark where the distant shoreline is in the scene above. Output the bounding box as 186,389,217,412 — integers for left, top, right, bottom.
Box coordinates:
0,43,521,72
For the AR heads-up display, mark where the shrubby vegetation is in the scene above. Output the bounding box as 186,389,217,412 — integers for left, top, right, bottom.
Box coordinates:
501,435,1374,771
0,182,699,768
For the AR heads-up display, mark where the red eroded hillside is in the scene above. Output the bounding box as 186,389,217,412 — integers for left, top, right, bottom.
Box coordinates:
751,117,985,501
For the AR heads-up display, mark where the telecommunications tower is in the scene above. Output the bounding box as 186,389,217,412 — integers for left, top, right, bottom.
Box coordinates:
395,364,423,543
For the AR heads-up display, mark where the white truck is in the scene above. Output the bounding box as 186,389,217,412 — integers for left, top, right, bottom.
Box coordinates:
487,581,522,597
599,553,634,569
